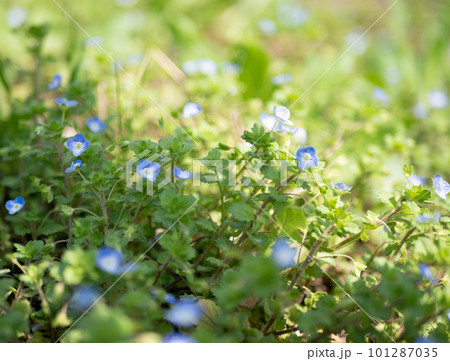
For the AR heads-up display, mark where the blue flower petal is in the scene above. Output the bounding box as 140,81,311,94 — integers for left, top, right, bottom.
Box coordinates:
415,212,440,224
433,174,450,199
271,238,297,269
272,73,292,86
373,87,390,106
71,286,100,311
165,294,176,304
291,127,307,144
55,97,65,106
64,160,83,173
182,102,202,118
136,160,161,182
276,123,292,133
86,117,106,132
273,105,293,125
163,333,196,343
66,100,78,108
428,89,448,109
48,74,62,90
55,97,77,108
5,197,25,215
413,102,428,119
66,134,89,157
408,174,426,187
95,247,123,274
165,300,203,328
296,147,319,169
259,113,278,130
15,196,25,205
173,167,193,180
419,264,434,282
332,183,352,192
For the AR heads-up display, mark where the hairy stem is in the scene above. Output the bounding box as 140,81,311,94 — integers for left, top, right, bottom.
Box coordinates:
390,226,417,262
211,172,300,284
100,191,109,237
263,224,336,335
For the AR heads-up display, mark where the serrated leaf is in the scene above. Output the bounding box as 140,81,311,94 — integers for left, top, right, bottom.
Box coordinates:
277,206,307,237
229,202,254,222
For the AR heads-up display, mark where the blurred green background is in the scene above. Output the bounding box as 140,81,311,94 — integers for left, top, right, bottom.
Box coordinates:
1,0,450,211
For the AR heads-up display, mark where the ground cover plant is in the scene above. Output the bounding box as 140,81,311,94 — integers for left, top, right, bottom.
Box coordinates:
0,0,449,343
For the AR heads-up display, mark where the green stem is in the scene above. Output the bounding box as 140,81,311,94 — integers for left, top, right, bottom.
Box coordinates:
114,64,122,134
390,226,417,262
216,172,225,225
100,192,109,237
263,224,336,335
211,172,300,283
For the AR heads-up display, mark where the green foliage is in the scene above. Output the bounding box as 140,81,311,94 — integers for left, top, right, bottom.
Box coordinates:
0,0,449,344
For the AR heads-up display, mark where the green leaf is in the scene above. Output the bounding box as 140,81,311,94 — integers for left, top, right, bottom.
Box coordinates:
39,222,65,235
229,202,254,222
277,206,307,237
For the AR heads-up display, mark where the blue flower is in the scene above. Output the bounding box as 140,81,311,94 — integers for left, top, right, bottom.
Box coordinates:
428,89,448,109
412,102,428,119
165,300,203,328
182,58,218,76
6,7,27,28
221,62,241,74
55,97,78,108
296,147,319,169
373,87,390,106
173,167,193,180
277,4,310,28
96,247,123,274
408,174,426,187
5,196,25,215
415,212,440,224
48,74,62,90
64,160,83,174
419,264,434,282
273,105,294,125
276,123,293,133
272,73,292,86
163,333,196,343
71,286,100,311
182,103,202,118
165,294,176,304
151,291,176,304
258,18,277,35
137,160,161,182
415,337,434,343
260,112,278,130
66,133,89,157
291,127,307,144
86,117,106,133
332,183,352,192
271,238,297,269
433,174,450,199
260,111,304,137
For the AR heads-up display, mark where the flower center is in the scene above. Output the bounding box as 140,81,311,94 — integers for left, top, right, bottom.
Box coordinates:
101,256,119,272
143,168,156,178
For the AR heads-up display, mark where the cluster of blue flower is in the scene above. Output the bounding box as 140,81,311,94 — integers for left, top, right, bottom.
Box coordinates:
373,87,449,119
136,160,193,182
70,246,204,342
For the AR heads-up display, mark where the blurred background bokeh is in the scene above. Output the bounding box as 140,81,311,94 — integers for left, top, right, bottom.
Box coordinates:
1,0,449,213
